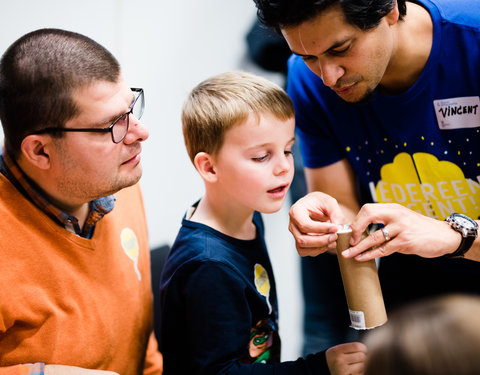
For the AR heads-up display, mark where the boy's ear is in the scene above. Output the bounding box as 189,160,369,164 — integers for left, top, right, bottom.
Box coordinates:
20,135,53,170
194,152,217,183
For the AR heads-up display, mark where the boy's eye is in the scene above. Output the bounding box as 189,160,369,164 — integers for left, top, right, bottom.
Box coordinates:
285,150,293,156
252,154,268,162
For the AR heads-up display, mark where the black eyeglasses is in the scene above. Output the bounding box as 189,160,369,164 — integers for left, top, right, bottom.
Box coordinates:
29,88,144,144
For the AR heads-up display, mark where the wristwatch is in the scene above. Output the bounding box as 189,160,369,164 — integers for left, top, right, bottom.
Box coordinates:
444,213,478,258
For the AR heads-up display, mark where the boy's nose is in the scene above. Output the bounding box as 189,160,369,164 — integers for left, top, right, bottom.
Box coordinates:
274,154,292,175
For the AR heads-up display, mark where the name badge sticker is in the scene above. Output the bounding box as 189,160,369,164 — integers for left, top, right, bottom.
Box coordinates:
434,96,480,130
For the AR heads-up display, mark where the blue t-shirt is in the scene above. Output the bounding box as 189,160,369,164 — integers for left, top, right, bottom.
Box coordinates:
287,0,480,308
288,0,480,221
160,209,328,374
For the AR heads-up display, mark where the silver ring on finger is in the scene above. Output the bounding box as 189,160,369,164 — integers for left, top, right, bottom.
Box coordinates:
381,227,391,241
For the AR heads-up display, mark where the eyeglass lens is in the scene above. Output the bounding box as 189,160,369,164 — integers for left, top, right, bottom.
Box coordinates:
111,89,144,143
132,89,144,120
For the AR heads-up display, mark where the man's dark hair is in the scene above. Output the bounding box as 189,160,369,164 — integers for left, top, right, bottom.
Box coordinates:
0,28,120,159
254,0,407,32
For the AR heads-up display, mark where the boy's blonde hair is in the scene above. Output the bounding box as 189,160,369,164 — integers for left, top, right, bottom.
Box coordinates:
182,71,295,163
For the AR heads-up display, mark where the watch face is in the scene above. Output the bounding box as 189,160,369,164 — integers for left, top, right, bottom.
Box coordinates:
457,216,474,228
446,214,478,257
453,214,478,229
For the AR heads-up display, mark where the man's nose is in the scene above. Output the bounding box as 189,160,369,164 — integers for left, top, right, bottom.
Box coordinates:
318,60,345,88
124,115,149,143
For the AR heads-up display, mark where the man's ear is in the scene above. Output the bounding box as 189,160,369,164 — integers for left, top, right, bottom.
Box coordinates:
386,1,400,26
193,152,217,183
20,135,52,170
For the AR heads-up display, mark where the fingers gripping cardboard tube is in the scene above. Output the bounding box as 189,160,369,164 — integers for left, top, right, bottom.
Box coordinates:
336,225,387,330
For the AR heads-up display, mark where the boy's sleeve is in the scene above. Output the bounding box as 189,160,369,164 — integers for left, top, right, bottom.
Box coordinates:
162,262,331,375
180,263,254,372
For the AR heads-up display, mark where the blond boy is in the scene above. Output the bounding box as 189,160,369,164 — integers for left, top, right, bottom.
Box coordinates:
159,71,366,374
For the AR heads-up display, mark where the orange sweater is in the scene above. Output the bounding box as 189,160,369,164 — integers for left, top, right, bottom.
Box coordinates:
0,175,162,375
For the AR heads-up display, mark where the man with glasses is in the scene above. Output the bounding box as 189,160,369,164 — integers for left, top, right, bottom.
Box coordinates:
0,29,162,374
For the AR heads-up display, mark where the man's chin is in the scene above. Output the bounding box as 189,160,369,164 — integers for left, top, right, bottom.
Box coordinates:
110,174,143,195
338,89,375,105
123,174,142,189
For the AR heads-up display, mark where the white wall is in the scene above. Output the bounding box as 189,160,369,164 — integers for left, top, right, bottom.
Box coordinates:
0,0,302,361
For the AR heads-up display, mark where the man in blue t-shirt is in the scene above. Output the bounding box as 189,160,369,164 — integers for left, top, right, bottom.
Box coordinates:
253,0,480,350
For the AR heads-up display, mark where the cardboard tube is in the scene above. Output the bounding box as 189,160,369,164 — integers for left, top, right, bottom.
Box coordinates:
336,225,387,330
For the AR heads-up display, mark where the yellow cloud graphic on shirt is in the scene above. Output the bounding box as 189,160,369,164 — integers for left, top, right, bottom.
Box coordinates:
372,152,480,219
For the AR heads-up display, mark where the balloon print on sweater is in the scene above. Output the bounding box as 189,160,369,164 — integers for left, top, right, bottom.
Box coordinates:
121,228,141,281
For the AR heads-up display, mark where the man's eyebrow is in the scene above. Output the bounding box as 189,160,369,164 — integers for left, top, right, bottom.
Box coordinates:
291,38,350,57
93,93,135,127
324,38,350,53
291,50,315,58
